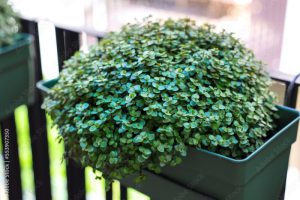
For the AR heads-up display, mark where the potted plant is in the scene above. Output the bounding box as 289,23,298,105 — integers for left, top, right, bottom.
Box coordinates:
38,18,300,200
0,0,35,120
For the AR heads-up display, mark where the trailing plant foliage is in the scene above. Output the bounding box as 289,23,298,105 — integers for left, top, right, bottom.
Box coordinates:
0,0,19,47
42,18,277,186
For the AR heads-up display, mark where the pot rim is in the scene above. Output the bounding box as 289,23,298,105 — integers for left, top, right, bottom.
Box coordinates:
0,33,33,55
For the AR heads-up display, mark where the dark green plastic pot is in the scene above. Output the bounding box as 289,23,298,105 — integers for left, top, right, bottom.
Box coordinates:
36,78,58,96
37,79,300,200
160,106,300,200
0,33,35,120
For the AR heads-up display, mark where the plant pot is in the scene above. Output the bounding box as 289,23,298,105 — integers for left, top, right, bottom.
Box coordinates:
0,33,35,120
36,78,58,96
159,106,300,200
37,78,300,200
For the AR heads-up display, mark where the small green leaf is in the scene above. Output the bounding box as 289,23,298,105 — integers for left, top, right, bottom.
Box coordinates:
157,145,165,153
89,125,97,132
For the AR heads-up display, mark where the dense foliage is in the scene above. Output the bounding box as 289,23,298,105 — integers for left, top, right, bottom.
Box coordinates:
0,0,19,47
42,18,277,185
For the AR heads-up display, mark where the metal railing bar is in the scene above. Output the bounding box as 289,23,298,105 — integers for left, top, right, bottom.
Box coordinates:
120,185,128,200
284,72,300,107
0,114,23,200
106,184,113,200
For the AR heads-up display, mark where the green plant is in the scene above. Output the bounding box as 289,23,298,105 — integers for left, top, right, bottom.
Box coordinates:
42,18,277,187
0,0,19,47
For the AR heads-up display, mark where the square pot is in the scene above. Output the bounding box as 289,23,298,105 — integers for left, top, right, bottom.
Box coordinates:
36,78,58,96
0,33,35,120
37,79,300,200
159,106,300,200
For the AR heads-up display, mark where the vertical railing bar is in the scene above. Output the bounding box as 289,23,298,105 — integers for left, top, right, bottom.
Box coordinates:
55,27,66,72
55,27,86,200
106,184,113,200
287,86,299,107
283,73,300,108
120,185,128,200
20,19,52,200
0,114,23,200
